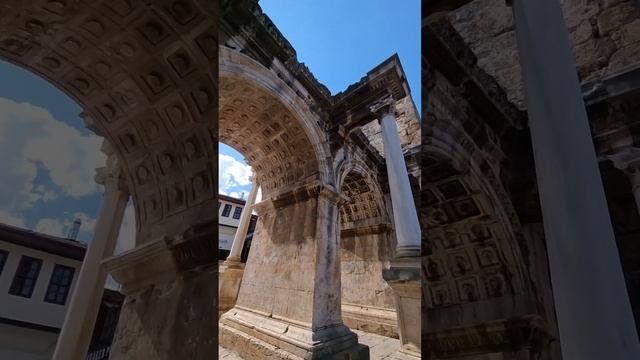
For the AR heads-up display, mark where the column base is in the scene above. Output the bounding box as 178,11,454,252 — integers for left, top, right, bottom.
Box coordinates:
220,307,370,360
219,260,245,316
383,257,421,357
394,246,421,259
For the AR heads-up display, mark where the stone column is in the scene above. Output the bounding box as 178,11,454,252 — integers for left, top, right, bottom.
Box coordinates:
372,96,421,258
510,0,640,358
53,161,129,360
219,176,259,314
370,96,422,357
225,175,259,263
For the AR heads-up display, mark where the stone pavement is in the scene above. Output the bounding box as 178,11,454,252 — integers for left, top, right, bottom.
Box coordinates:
218,329,414,359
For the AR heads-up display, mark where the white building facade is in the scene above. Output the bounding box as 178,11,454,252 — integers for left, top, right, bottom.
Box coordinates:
0,223,85,360
218,194,256,259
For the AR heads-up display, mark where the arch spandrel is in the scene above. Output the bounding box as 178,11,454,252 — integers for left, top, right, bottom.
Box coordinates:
0,0,217,243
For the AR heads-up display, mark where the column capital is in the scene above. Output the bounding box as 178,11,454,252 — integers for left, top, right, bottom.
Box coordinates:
369,94,398,120
94,155,128,195
608,146,640,172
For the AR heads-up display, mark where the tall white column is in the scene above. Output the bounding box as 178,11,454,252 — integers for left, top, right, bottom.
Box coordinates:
510,0,640,358
53,165,129,360
372,97,421,258
225,175,259,263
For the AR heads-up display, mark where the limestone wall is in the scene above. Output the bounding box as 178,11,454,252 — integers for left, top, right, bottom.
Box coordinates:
360,96,422,156
340,231,398,337
448,0,640,109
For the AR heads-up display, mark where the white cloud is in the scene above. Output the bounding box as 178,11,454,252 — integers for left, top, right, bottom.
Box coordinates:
218,154,252,194
227,191,243,199
42,191,58,202
0,97,106,229
0,210,26,228
35,218,65,237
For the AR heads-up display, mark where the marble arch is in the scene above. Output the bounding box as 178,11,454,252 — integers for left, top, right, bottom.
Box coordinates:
338,162,399,338
219,46,334,192
422,117,557,358
0,1,218,359
218,1,423,358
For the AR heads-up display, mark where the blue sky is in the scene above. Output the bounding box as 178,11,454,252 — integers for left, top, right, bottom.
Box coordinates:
260,0,421,104
219,0,421,198
0,61,135,249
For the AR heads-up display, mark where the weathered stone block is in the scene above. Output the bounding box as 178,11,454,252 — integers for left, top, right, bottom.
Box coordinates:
597,2,637,35
220,183,370,359
218,261,245,316
611,19,640,48
383,258,421,358
608,42,640,73
561,0,600,29
109,267,217,360
570,20,595,45
572,37,616,79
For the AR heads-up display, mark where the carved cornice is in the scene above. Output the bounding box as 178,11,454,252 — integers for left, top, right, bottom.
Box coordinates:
424,16,526,131
102,219,216,294
425,315,555,358
330,54,411,137
269,181,347,208
220,0,331,108
341,222,392,237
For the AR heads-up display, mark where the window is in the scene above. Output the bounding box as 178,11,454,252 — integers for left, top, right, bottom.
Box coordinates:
9,256,42,298
233,206,243,219
0,250,8,276
222,204,232,217
44,264,75,305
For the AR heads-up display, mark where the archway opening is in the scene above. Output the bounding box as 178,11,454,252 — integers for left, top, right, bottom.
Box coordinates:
338,170,397,338
0,58,136,360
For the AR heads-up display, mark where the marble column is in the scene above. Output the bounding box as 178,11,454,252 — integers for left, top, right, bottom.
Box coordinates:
53,163,129,360
219,176,259,315
372,96,421,258
371,96,422,357
510,0,640,358
225,175,259,264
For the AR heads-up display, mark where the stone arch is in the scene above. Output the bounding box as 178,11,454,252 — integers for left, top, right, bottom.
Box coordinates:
335,152,398,337
0,2,219,359
218,48,361,358
219,46,334,195
0,0,217,244
422,133,532,312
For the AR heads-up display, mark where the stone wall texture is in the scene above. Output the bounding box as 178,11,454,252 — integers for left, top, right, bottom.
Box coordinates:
448,0,640,109
361,95,422,156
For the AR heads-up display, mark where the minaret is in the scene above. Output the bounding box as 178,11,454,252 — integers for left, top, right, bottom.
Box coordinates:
67,218,81,240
